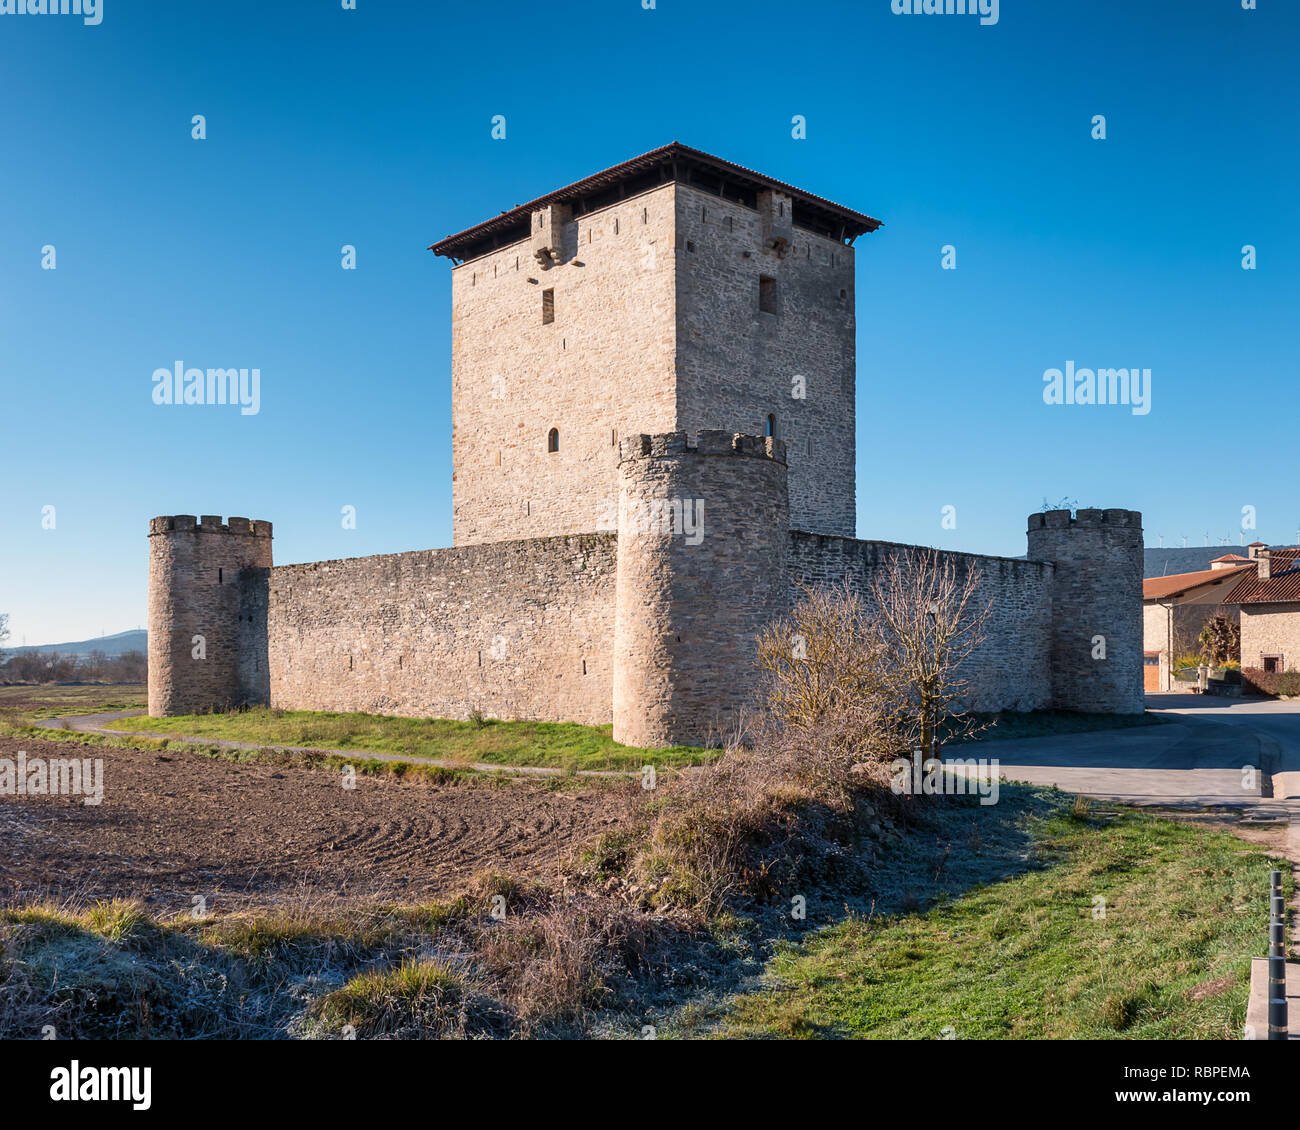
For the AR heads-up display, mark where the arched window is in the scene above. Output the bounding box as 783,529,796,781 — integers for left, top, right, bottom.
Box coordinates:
766,414,777,438
547,427,559,453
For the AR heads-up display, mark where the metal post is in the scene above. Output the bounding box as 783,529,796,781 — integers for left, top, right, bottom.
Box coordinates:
1268,870,1288,1040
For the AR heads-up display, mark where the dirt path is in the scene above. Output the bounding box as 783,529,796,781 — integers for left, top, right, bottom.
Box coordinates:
0,734,638,914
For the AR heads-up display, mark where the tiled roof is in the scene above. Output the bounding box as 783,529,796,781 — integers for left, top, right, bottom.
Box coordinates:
1143,565,1254,601
1211,554,1250,563
429,142,882,262
1225,550,1300,604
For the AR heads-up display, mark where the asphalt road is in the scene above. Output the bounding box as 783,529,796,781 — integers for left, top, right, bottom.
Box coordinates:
955,695,1300,813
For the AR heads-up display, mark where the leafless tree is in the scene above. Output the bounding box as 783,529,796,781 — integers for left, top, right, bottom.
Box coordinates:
755,580,901,769
867,547,991,755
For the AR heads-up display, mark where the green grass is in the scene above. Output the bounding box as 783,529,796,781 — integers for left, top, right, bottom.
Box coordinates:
717,805,1284,1039
102,707,711,771
0,683,147,718
951,708,1168,745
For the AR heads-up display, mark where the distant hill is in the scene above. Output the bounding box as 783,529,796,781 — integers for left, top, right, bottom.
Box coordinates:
6,629,147,659
1143,544,1300,578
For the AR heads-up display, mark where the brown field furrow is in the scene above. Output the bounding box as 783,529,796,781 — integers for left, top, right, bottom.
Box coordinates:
0,735,636,912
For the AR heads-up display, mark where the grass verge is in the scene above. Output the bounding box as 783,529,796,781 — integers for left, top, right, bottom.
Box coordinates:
715,803,1284,1039
100,707,711,771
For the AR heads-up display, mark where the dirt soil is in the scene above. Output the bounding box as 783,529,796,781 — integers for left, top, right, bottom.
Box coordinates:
0,734,638,914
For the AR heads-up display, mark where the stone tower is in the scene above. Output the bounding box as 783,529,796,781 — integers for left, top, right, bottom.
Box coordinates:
1027,508,1144,715
147,515,272,716
430,143,879,547
612,431,789,748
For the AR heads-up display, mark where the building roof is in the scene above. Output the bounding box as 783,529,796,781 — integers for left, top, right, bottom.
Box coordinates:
1225,550,1300,604
428,142,883,263
1211,554,1250,563
1143,564,1254,602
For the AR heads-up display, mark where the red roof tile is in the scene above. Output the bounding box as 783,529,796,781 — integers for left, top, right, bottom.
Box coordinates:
1143,565,1254,601
1225,550,1300,604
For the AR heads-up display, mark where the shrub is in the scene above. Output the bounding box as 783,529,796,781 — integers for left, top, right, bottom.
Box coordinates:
1241,668,1300,697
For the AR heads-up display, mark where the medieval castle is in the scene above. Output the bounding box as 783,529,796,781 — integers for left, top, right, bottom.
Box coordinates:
147,143,1144,747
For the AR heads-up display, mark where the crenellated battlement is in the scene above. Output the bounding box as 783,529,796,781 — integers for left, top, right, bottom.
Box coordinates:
1028,508,1142,533
149,515,273,538
618,430,787,465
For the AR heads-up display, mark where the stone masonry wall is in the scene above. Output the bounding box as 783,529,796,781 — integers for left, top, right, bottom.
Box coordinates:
1027,509,1145,714
1240,603,1300,671
263,534,616,725
788,532,1055,713
449,183,680,546
674,185,857,537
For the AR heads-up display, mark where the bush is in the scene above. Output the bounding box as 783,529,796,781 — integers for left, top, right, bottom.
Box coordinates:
1241,668,1300,697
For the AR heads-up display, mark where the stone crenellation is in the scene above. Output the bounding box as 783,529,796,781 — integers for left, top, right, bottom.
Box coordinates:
147,147,1146,745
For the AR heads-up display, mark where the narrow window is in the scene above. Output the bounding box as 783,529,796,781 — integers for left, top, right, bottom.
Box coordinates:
218,568,223,584
759,275,777,314
582,659,587,676
547,427,559,453
542,288,555,324
766,414,777,438
686,240,696,253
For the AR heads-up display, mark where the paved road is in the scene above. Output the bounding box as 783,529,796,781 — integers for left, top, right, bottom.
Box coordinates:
954,695,1300,815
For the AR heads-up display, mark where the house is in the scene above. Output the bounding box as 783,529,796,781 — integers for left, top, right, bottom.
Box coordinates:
1225,544,1300,676
1142,556,1254,691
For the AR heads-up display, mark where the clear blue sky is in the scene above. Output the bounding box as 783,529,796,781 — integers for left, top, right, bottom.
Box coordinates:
2,0,1296,647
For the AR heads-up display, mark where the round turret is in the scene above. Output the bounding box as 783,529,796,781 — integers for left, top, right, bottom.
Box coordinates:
147,514,273,716
612,431,789,747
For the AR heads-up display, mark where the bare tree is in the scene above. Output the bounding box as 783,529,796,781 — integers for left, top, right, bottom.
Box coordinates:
867,548,991,755
754,581,901,768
